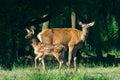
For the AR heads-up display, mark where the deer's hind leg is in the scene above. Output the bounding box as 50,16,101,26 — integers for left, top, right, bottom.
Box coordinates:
34,55,41,69
53,52,63,72
41,56,46,71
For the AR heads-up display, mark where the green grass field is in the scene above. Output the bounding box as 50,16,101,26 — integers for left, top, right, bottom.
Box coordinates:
0,65,120,80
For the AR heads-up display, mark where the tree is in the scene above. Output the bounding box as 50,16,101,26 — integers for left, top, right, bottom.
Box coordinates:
71,8,76,28
42,14,49,31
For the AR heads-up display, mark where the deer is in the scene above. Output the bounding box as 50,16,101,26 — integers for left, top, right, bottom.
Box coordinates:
37,21,95,71
25,28,66,72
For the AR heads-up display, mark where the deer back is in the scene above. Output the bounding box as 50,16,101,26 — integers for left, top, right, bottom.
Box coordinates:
37,28,82,46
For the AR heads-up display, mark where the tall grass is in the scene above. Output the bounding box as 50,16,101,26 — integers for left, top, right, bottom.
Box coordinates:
0,65,120,80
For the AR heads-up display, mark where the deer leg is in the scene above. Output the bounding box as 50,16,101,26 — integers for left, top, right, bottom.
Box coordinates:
57,59,63,72
34,55,41,69
59,60,63,72
73,44,82,71
67,46,74,71
73,48,78,71
41,56,46,71
53,52,63,72
74,56,77,71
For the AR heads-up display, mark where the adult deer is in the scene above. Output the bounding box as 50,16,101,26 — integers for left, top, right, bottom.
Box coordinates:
37,21,95,71
25,28,65,72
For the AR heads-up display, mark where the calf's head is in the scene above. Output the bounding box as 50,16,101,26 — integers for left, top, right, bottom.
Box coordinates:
25,28,35,39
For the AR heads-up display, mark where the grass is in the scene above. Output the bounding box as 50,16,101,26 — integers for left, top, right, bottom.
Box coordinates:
0,65,120,80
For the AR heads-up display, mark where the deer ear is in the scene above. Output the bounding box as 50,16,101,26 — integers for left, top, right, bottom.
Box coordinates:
26,28,30,33
78,21,83,26
89,21,95,26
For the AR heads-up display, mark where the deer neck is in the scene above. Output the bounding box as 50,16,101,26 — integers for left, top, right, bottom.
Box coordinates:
31,38,39,49
81,28,88,41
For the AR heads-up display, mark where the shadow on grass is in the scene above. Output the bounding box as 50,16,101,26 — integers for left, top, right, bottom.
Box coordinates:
77,53,120,67
1,53,120,70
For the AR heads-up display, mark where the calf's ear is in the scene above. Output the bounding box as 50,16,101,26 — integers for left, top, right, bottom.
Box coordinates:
26,28,30,33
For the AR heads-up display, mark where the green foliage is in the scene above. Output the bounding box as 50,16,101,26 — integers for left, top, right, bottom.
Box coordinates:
107,15,118,41
100,14,119,52
106,48,120,57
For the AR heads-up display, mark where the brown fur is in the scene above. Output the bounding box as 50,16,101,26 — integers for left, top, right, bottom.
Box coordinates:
37,21,95,71
25,29,66,72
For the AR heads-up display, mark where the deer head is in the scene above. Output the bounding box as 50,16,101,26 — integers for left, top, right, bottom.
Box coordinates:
78,21,95,29
78,21,95,41
25,28,35,39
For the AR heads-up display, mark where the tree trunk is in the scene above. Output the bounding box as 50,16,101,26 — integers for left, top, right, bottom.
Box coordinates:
71,9,76,28
42,14,49,31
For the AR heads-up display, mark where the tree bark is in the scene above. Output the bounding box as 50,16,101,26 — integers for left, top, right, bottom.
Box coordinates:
42,14,49,31
71,9,76,28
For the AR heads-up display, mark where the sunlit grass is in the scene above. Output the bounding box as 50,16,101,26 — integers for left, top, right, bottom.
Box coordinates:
0,65,120,80
102,48,120,58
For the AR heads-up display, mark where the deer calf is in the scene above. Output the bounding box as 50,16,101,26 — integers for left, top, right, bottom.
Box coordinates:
25,28,66,72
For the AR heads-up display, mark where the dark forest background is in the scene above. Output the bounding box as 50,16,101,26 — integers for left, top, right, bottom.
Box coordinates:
0,0,120,70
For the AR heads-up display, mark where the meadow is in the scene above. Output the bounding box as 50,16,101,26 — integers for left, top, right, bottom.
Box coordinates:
0,64,120,80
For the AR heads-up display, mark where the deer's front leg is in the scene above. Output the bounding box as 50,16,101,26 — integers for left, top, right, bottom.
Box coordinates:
34,55,41,69
41,56,46,71
67,46,74,71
